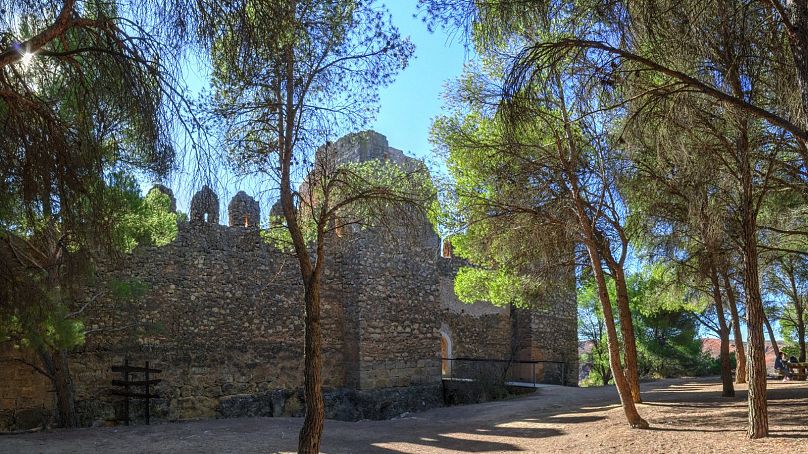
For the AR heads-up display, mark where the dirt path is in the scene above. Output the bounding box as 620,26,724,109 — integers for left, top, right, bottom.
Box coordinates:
1,377,806,453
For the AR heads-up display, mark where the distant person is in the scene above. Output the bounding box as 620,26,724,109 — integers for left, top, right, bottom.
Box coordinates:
775,352,791,381
789,355,798,364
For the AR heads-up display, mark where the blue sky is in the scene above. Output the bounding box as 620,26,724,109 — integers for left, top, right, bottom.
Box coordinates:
371,2,470,161
152,3,471,214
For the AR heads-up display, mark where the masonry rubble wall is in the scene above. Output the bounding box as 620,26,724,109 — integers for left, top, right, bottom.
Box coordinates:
0,131,578,430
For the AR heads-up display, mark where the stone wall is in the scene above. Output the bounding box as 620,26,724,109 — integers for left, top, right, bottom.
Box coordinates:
0,130,578,430
68,222,336,424
349,229,443,390
0,346,53,430
438,258,512,361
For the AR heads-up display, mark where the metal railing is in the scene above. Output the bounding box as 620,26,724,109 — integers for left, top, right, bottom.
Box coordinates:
441,357,568,387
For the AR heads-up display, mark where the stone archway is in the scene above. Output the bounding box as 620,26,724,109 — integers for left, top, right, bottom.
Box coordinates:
440,324,453,376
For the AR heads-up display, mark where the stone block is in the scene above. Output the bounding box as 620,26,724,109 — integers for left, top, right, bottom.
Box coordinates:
0,398,15,411
15,408,48,430
172,396,217,420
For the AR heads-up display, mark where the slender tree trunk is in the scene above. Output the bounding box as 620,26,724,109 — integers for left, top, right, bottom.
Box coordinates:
786,267,807,363
797,304,806,362
585,247,648,428
763,315,780,358
611,265,642,403
569,182,647,428
709,263,735,397
298,279,324,454
555,75,645,427
722,271,747,384
39,348,79,428
275,30,327,453
739,159,768,439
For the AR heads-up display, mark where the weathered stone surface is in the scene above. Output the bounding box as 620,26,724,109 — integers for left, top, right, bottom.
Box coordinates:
228,191,260,227
190,185,220,223
0,131,577,430
323,384,443,421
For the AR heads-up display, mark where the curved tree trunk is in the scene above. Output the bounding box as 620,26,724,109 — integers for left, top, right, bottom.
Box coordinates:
722,271,746,384
611,266,642,403
709,264,735,397
763,315,780,359
556,74,646,427
586,247,648,428
568,180,647,428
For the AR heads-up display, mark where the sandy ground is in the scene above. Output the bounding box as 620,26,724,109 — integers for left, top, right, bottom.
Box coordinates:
1,377,806,453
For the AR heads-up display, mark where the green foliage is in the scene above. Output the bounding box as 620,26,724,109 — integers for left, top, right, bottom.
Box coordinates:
0,300,86,353
454,267,538,307
261,221,300,254
432,79,575,309
578,265,714,383
109,278,149,301
0,173,178,357
107,175,183,253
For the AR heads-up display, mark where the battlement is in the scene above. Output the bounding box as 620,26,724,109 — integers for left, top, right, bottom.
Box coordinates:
0,131,578,430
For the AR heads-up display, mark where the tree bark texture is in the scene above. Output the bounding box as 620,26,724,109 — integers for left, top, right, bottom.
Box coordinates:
39,348,79,428
709,264,735,397
611,266,642,403
739,155,768,439
297,281,325,454
722,272,747,384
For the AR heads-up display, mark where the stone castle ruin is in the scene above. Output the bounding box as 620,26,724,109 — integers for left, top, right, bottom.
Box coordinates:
0,131,577,430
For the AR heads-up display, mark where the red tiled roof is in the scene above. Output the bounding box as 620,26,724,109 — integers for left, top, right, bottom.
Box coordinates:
701,338,779,368
581,338,780,369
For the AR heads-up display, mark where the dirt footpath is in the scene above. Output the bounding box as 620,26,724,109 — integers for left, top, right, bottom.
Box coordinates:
1,377,806,453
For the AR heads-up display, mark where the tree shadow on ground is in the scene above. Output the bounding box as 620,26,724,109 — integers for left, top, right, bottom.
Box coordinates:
345,377,808,452
329,400,609,453
637,378,808,440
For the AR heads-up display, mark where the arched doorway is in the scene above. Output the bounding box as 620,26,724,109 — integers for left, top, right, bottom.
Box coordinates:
440,324,453,376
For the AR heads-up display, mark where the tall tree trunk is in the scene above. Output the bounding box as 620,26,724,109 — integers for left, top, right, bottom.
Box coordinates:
722,271,747,383
709,263,735,397
298,279,324,454
556,75,645,427
569,180,647,428
276,32,327,453
611,264,642,403
739,154,768,439
39,348,79,428
743,242,768,439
